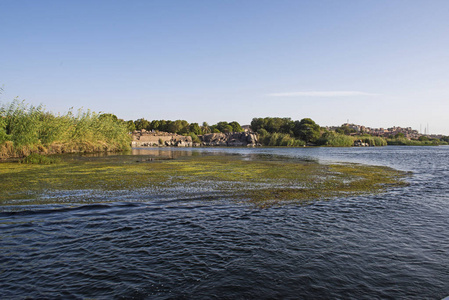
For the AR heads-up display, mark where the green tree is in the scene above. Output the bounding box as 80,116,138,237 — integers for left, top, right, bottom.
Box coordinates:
250,118,265,132
279,118,294,134
250,117,293,134
210,125,221,133
294,118,321,143
168,120,189,134
228,121,243,132
99,113,118,122
159,120,169,132
223,125,233,133
189,123,202,135
201,122,211,134
215,121,229,133
258,128,269,137
150,120,161,131
134,118,150,131
336,125,356,135
178,120,190,134
418,135,429,141
126,120,136,132
265,118,279,133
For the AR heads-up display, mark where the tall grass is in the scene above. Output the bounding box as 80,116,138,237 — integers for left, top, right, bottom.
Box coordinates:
259,132,305,146
358,135,387,146
387,138,445,146
317,132,354,147
0,99,131,159
317,133,388,147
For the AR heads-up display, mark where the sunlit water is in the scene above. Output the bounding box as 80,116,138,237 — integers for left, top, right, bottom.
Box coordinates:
1,146,448,299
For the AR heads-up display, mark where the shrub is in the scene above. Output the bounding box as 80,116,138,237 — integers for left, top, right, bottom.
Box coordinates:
359,136,387,146
189,133,201,144
317,132,354,147
259,132,305,146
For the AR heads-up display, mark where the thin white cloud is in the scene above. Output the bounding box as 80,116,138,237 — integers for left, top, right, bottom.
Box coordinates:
268,91,378,97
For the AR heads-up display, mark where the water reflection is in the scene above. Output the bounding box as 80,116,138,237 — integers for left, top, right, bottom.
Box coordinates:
131,147,319,163
132,148,194,159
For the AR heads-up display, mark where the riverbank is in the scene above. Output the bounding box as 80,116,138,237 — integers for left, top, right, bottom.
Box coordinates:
131,130,448,148
132,130,260,147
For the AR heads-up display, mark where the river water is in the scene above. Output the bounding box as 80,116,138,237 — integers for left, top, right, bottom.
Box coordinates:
1,146,448,299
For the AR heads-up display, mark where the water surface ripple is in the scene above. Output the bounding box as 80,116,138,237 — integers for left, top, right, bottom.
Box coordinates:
1,146,449,299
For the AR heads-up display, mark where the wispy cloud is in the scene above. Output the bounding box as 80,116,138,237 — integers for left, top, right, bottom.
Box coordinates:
268,91,378,97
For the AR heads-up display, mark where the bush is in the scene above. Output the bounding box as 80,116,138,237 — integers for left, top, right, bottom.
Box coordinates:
387,138,443,146
317,132,354,147
189,133,201,144
358,136,387,146
259,132,305,146
0,116,9,144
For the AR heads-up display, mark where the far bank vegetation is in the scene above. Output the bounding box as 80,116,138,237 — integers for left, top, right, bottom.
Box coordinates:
3,98,448,161
129,116,390,147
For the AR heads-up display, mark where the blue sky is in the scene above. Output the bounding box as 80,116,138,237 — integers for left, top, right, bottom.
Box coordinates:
1,0,448,134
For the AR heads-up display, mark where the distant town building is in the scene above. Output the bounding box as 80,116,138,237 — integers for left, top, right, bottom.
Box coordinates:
326,123,421,139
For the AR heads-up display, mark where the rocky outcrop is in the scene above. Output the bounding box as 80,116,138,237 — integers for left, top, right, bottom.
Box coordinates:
200,132,259,147
132,131,193,147
131,131,260,147
354,139,369,147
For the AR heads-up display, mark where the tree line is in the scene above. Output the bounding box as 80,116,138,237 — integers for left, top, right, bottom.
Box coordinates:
250,117,320,143
128,118,244,135
127,116,386,146
249,117,449,146
128,116,322,141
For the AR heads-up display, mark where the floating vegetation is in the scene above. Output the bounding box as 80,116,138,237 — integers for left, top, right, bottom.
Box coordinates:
0,153,409,207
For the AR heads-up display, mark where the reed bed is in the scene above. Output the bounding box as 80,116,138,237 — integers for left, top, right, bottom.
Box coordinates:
0,100,131,159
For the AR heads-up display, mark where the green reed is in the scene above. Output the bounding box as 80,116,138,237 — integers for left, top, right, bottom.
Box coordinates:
0,99,131,159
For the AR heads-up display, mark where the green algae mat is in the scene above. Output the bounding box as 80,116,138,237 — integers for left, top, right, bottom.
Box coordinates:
0,153,409,207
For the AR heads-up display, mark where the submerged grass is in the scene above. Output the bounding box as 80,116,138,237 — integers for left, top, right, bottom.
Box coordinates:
0,154,409,207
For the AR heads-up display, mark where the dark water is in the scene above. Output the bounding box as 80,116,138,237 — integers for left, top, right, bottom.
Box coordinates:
1,146,449,299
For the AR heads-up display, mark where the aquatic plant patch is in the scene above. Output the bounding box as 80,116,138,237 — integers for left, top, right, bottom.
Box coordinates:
0,154,409,207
